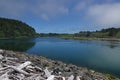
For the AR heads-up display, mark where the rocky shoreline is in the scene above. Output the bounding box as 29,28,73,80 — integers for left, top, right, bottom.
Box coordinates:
0,49,119,80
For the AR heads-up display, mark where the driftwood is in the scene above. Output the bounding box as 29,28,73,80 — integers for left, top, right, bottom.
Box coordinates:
0,58,81,80
47,75,55,80
0,54,3,60
0,49,4,53
17,61,32,70
0,49,85,80
0,73,9,80
44,67,52,78
68,75,74,80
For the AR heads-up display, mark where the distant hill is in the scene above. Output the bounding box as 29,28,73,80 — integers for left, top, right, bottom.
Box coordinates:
0,18,36,39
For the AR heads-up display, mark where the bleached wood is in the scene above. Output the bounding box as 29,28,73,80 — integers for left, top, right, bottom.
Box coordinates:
76,76,80,80
44,67,51,78
62,77,65,80
0,49,4,53
34,66,42,71
2,64,30,76
17,61,32,70
46,75,55,80
0,73,9,80
0,67,9,71
0,54,3,59
68,75,74,80
6,57,18,60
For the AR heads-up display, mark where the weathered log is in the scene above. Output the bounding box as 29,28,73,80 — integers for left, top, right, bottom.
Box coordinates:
17,61,32,70
0,49,4,54
2,63,30,76
0,67,9,71
34,66,42,71
0,72,9,80
26,74,45,80
47,75,55,80
68,75,74,80
44,67,51,78
0,54,3,60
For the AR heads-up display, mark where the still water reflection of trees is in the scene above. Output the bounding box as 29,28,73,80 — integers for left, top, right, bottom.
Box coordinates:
78,40,120,49
0,39,35,51
106,41,120,49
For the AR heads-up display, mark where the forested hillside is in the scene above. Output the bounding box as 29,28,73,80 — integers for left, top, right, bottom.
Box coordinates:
0,18,36,38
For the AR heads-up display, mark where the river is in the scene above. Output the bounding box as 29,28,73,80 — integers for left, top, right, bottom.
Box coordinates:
0,37,120,77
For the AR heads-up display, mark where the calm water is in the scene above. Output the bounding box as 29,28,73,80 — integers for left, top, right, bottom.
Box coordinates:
0,37,120,77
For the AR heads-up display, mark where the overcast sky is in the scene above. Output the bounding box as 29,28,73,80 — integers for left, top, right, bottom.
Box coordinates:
0,0,120,33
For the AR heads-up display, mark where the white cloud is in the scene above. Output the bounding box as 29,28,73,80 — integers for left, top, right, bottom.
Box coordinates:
87,3,120,26
34,0,69,20
0,0,28,18
0,0,119,24
0,0,69,20
75,2,86,11
74,0,99,12
40,14,49,21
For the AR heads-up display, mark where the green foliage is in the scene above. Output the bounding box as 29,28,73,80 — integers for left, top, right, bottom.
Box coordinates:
116,31,120,38
0,31,5,38
105,74,117,80
38,27,120,39
39,33,73,38
73,28,120,38
90,32,109,38
0,18,36,39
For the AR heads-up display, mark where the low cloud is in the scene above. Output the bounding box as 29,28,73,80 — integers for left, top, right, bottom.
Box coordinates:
87,3,120,26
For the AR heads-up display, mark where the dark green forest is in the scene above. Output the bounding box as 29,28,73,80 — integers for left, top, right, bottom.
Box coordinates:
0,18,36,39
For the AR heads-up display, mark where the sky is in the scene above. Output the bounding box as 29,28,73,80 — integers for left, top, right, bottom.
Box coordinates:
0,0,120,33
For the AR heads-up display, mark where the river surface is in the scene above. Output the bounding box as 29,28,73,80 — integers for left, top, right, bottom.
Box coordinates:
0,37,120,77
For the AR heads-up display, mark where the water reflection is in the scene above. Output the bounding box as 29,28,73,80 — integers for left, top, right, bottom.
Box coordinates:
107,41,120,49
0,39,35,51
77,40,120,49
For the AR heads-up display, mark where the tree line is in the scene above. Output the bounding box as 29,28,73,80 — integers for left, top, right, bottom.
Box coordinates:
0,17,120,39
39,28,120,38
74,28,120,38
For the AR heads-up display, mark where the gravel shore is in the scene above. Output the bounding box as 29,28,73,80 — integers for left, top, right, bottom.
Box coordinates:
0,49,119,80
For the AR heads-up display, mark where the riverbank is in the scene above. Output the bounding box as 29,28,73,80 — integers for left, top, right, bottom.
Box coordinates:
58,36,120,41
0,36,38,40
1,36,120,42
0,49,119,80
